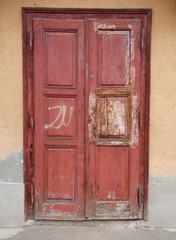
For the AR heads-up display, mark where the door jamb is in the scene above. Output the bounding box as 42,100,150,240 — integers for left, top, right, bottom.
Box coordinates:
22,7,152,221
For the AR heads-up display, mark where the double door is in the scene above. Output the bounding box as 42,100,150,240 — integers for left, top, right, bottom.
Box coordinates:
32,16,146,220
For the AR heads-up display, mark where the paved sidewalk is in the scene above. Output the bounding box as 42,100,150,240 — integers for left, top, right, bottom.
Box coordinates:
1,222,176,240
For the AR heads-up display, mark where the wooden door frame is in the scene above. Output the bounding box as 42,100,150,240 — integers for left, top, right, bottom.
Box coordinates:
22,8,152,220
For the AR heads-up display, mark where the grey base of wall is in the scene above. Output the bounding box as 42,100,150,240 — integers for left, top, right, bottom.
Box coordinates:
147,175,176,228
0,149,176,227
0,149,24,227
0,182,24,227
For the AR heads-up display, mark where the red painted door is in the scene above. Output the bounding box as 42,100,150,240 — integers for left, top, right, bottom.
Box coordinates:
33,19,85,219
32,16,146,220
87,19,143,219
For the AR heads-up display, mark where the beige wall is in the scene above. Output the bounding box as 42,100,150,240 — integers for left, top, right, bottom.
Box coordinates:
0,0,176,175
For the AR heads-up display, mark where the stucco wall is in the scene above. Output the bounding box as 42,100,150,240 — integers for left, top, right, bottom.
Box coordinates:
0,0,176,227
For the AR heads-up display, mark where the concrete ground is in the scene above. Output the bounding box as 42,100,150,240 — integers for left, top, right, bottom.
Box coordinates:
1,222,176,240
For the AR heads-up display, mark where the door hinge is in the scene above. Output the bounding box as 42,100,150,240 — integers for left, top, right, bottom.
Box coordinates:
29,28,33,50
141,28,145,50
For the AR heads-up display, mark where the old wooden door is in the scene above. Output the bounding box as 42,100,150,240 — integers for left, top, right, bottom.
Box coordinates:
33,19,85,219
27,10,150,220
87,19,144,219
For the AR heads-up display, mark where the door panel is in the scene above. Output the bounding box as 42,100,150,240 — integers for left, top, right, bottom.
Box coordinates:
97,147,129,201
97,94,130,139
87,19,143,219
98,30,130,86
33,19,85,220
45,97,76,138
46,32,76,87
46,148,76,200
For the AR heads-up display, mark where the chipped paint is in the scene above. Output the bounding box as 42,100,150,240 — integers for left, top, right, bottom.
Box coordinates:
131,37,135,61
97,96,128,138
94,23,116,32
97,97,105,136
125,35,130,85
128,23,138,148
128,24,135,64
108,99,127,136
107,190,116,200
98,30,126,35
131,66,136,94
97,141,127,146
92,90,139,147
96,201,130,218
131,95,139,147
128,25,135,87
48,208,63,217
88,92,96,142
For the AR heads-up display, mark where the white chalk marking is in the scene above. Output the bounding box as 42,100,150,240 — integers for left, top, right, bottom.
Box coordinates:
45,105,73,130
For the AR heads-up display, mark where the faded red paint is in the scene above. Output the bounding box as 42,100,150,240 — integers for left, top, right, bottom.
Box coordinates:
33,19,85,220
87,19,144,219
23,9,151,220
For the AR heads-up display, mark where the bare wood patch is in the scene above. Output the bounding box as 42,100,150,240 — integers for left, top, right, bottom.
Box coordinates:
94,23,116,32
131,95,139,147
96,201,130,218
88,92,96,142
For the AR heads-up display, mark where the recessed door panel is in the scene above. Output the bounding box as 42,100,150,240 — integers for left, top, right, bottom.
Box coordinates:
45,31,76,87
45,97,76,138
98,30,130,86
46,148,76,201
97,96,130,139
97,147,129,201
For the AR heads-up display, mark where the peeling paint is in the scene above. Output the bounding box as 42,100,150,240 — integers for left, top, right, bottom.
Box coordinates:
96,201,130,218
108,99,127,136
98,97,128,137
94,23,116,32
97,141,127,146
125,36,130,85
131,66,136,88
92,91,138,147
98,30,126,35
131,38,135,61
107,190,116,200
88,92,96,142
49,208,63,217
130,95,139,147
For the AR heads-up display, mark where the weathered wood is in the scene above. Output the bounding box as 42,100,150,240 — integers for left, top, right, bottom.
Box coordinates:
22,8,151,221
